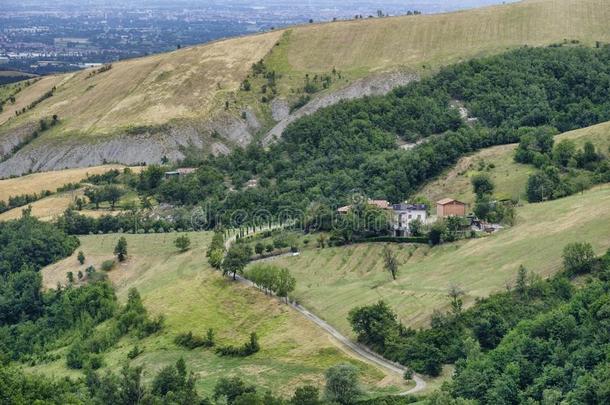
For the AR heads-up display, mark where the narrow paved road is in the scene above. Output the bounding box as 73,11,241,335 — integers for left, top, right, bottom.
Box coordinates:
223,227,427,395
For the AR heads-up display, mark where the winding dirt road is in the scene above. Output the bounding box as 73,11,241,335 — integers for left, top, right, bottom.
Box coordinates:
223,228,427,394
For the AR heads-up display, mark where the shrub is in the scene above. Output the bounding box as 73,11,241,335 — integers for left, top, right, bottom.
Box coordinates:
77,251,85,265
174,329,214,349
87,354,104,369
127,345,143,359
174,235,191,252
101,259,115,272
563,242,596,276
254,242,264,255
216,332,259,357
66,342,87,369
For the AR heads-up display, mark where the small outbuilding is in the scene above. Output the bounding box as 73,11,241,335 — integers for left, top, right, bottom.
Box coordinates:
436,198,467,217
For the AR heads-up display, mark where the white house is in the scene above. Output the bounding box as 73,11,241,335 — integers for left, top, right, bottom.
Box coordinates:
391,203,427,237
336,199,428,237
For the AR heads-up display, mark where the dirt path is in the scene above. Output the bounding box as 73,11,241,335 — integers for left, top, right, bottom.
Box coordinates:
223,227,427,395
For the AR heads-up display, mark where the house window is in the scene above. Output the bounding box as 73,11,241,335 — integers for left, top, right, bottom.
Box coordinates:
408,214,412,219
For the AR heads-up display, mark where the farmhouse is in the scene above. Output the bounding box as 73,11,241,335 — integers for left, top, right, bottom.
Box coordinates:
337,199,428,236
392,203,428,237
436,198,467,217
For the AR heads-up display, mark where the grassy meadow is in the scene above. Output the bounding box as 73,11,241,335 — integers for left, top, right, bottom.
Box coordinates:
267,185,610,336
37,232,410,397
419,120,610,205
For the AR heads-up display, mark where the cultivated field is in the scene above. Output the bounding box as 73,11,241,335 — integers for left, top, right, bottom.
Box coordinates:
420,120,610,205
268,185,610,335
37,232,409,397
0,164,136,201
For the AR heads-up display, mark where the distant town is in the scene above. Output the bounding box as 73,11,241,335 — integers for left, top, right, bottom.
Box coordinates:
0,0,518,75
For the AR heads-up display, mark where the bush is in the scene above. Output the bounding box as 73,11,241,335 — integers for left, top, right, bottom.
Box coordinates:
127,345,143,359
563,242,596,276
174,329,214,349
101,259,115,272
66,342,87,369
174,235,191,252
87,354,104,369
77,251,85,265
216,332,259,357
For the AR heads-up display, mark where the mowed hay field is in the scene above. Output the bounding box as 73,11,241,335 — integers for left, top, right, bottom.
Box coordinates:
0,190,117,221
420,120,610,205
37,233,409,397
0,164,137,201
269,185,610,336
276,0,610,75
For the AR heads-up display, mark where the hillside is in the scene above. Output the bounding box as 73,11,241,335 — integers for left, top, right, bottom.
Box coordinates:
419,120,610,205
1,0,610,176
37,232,409,397
267,184,610,335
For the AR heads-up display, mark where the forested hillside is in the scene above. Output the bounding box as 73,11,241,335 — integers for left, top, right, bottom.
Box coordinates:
93,45,610,231
349,245,610,403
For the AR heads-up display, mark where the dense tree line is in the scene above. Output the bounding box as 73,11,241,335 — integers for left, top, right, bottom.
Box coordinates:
0,190,52,214
247,264,296,301
55,208,190,235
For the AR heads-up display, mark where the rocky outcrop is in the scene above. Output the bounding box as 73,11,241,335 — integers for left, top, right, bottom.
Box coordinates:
0,122,38,160
0,113,256,178
263,71,418,145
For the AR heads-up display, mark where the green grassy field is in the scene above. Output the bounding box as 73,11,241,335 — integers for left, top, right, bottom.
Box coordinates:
36,232,409,397
267,184,610,336
419,120,610,205
2,0,609,153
